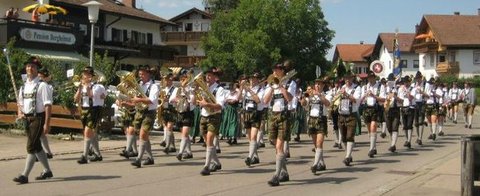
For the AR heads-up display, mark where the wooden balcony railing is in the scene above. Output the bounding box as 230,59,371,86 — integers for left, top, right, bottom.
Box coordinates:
413,39,439,53
436,61,460,75
160,31,208,44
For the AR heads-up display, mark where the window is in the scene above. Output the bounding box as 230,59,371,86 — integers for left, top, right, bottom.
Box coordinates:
147,33,153,45
185,23,193,31
94,26,99,38
112,28,122,42
201,23,210,31
401,60,408,68
438,53,446,63
449,51,456,62
131,30,138,43
413,60,419,68
474,51,480,64
123,30,128,42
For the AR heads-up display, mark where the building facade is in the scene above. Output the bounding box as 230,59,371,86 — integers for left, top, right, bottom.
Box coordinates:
332,43,374,76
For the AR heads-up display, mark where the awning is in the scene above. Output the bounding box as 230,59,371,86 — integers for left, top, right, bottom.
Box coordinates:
21,48,88,62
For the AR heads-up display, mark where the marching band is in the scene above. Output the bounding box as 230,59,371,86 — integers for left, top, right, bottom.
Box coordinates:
12,56,478,186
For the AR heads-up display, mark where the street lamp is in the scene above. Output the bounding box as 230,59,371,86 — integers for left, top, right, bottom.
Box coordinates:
82,1,103,68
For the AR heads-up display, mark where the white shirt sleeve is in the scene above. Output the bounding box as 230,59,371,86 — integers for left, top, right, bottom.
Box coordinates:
39,82,52,106
149,83,160,105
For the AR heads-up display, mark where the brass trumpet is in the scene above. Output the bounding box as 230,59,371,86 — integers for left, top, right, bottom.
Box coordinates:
193,72,218,113
115,70,149,111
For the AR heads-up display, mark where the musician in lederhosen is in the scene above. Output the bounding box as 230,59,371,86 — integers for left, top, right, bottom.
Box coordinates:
117,96,138,159
13,57,54,184
461,81,476,129
130,65,159,168
238,72,264,166
360,71,383,158
329,79,343,149
199,67,226,176
436,82,448,136
399,76,415,149
75,66,106,164
378,78,388,139
264,63,293,186
174,69,196,161
37,68,53,159
384,75,403,152
256,79,268,148
448,82,461,124
424,78,439,141
283,60,297,158
411,71,426,146
337,71,361,166
161,73,178,154
304,77,331,174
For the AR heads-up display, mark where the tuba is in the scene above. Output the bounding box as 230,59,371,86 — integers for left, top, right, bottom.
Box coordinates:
116,70,148,111
193,72,218,114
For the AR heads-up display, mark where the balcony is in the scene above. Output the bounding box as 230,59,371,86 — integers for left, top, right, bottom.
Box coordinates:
160,31,208,45
436,61,460,76
0,18,83,51
413,38,439,53
163,55,206,67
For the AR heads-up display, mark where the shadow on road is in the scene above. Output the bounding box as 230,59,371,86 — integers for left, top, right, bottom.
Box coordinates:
44,175,121,182
288,176,357,185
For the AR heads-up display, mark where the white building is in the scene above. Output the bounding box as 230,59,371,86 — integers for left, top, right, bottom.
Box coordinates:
332,43,374,76
371,33,418,79
413,12,480,79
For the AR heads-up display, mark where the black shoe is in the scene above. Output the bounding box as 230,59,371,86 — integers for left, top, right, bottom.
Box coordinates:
469,125,472,129
183,153,193,159
162,148,170,155
88,148,94,156
245,157,252,166
216,149,221,154
317,164,326,171
416,139,422,146
269,140,275,146
311,148,315,152
251,157,260,164
373,149,377,155
294,137,300,142
333,143,339,148
46,153,53,159
200,166,210,176
176,154,183,161
198,138,205,143
259,143,265,148
405,142,412,149
338,143,343,150
380,132,386,138
432,134,436,141
278,172,289,182
310,165,317,174
131,159,141,168
343,157,352,166
13,175,28,184
226,139,232,145
424,122,428,126
160,141,166,147
232,139,238,144
285,152,290,158
368,150,375,158
202,143,207,147
465,125,468,128
169,148,177,153
428,134,433,140
209,163,222,172
119,150,128,157
389,145,396,153
142,157,154,165
453,120,457,124
77,155,88,164
438,131,444,136
35,170,53,180
89,155,103,162
268,176,280,186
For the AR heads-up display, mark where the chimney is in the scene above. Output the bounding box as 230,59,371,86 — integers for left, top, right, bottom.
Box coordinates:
360,41,364,45
454,11,460,15
123,0,136,8
415,24,420,34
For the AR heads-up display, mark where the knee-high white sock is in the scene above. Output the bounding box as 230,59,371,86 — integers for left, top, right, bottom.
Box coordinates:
432,123,437,134
369,133,377,150
83,138,92,157
165,130,171,149
248,141,256,159
381,122,387,134
35,150,51,172
338,131,343,144
91,134,101,156
281,155,288,173
275,154,283,177
170,132,176,149
204,146,213,167
186,137,192,154
214,136,220,150
284,141,290,154
125,134,133,152
257,130,264,144
468,115,473,126
22,154,36,177
454,113,458,121
313,148,322,166
391,132,398,146
319,148,324,165
145,140,153,159
420,126,424,140
137,140,146,160
211,147,221,164
40,134,52,154
179,136,187,155
132,134,138,153
346,142,354,158
407,129,413,143
428,123,433,134
438,121,443,133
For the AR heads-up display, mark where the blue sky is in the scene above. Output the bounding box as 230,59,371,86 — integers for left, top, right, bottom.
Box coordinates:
139,0,479,59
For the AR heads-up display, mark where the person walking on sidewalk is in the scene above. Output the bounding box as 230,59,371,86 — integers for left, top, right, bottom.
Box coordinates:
424,78,439,141
13,57,54,184
461,81,476,129
360,71,382,158
412,71,426,146
399,76,414,149
448,82,461,124
74,66,105,164
37,68,54,159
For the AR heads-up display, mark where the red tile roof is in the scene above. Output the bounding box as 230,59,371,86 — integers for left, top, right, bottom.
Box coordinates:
53,0,174,25
170,7,211,22
334,44,374,62
379,33,415,52
420,15,480,46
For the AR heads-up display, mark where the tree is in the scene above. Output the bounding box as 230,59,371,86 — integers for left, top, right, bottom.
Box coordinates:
201,0,334,81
